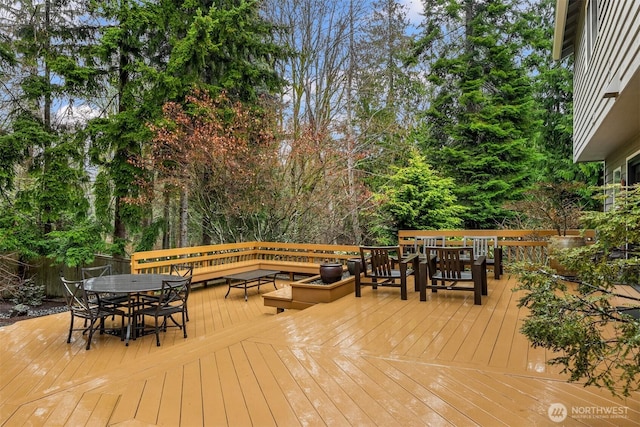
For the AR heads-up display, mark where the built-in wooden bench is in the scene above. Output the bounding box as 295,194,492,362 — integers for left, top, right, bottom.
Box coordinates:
131,241,360,286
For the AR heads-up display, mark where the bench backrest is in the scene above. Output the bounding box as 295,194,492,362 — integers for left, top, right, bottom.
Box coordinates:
131,242,257,275
131,242,360,275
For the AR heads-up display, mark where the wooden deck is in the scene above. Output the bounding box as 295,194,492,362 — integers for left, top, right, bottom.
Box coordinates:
1,274,639,426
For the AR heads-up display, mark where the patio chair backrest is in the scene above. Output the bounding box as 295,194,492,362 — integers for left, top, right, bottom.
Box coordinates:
156,277,191,311
170,263,193,278
61,277,92,311
432,247,475,281
360,246,401,279
81,264,112,280
414,236,446,257
462,236,497,259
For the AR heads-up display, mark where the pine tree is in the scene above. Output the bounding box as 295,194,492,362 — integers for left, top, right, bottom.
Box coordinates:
413,0,538,228
355,0,425,180
0,0,96,233
518,0,601,185
84,0,285,250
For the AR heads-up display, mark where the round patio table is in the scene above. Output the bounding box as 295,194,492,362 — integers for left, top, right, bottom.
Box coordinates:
85,274,175,345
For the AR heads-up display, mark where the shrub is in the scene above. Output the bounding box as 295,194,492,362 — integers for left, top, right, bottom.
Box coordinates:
514,185,640,397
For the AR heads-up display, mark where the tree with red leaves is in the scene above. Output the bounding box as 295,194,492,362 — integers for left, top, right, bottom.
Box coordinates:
148,90,279,246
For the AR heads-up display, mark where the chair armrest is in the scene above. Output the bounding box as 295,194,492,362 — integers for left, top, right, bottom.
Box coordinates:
472,255,488,298
400,253,419,264
473,255,487,267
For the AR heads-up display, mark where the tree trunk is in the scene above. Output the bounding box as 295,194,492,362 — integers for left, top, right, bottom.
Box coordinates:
179,186,188,247
162,187,171,249
200,170,212,245
347,0,361,244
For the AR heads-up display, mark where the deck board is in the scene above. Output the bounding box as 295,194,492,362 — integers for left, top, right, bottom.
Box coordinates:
215,347,253,426
199,352,228,426
135,373,164,425
1,276,639,426
155,366,182,426
108,381,145,425
253,343,319,426
241,342,301,426
178,359,203,427
229,342,276,427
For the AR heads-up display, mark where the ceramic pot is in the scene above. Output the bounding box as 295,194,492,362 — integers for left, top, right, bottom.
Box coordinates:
320,263,343,284
347,258,362,276
548,235,585,277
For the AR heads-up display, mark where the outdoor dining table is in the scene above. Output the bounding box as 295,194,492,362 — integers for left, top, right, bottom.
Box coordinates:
84,273,175,346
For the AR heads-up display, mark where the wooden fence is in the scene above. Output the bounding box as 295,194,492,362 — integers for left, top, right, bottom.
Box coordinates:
9,255,131,299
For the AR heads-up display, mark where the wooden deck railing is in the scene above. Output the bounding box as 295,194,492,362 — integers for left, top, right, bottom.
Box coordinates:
128,230,595,286
398,229,595,266
130,241,361,284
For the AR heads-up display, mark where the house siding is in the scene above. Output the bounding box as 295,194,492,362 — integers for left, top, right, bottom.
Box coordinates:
572,0,640,163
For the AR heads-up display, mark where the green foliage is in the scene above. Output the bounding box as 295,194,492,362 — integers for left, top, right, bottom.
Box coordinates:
413,0,538,228
157,0,285,102
8,121,90,235
0,208,43,261
44,219,110,268
517,0,601,186
93,171,113,231
373,150,465,241
134,218,165,252
0,121,29,195
515,186,640,397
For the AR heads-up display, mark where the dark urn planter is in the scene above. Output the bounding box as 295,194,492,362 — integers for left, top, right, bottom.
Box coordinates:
347,258,362,276
320,263,343,284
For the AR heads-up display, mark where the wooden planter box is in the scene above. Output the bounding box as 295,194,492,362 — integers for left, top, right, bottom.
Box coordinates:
291,275,355,304
263,274,355,312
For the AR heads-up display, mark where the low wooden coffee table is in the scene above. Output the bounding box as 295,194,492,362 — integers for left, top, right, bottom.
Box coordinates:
223,269,279,301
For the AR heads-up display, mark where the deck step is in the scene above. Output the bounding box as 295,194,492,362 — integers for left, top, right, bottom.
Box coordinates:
262,286,315,312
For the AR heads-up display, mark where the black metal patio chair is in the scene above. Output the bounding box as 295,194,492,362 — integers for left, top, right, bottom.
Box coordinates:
61,276,126,350
137,276,191,346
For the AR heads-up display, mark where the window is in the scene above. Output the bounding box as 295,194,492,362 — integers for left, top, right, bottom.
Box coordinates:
610,166,622,208
628,154,640,186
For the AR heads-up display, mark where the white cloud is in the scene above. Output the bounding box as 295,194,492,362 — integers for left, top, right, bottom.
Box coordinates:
399,0,424,27
55,104,101,128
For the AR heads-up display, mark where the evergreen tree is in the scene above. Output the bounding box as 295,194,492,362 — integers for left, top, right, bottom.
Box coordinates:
0,0,96,233
374,150,465,242
518,0,601,186
355,0,425,182
83,0,159,254
413,0,538,228
159,0,285,245
84,0,285,251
